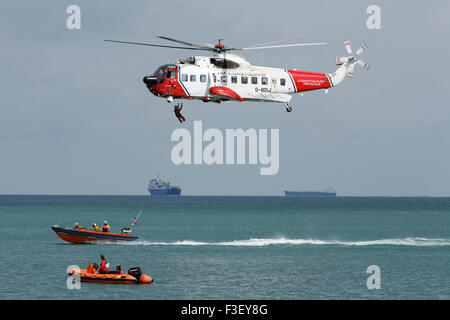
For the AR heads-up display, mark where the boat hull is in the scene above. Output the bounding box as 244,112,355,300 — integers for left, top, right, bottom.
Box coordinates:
52,225,138,243
68,267,152,284
148,187,181,196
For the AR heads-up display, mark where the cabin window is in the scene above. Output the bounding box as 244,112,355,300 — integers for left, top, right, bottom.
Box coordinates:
261,77,268,85
190,75,196,82
182,74,188,82
251,76,258,84
241,76,248,84
221,75,227,83
213,74,217,83
271,79,277,86
231,76,237,84
200,74,206,82
280,78,286,86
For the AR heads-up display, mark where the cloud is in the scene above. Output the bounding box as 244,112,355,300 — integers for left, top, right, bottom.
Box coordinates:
0,1,449,195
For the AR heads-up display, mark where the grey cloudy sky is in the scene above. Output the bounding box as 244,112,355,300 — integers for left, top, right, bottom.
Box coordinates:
1,0,449,196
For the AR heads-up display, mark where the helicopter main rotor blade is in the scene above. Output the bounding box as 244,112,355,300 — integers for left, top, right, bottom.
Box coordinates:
246,36,307,47
103,39,210,51
157,36,215,50
232,42,328,51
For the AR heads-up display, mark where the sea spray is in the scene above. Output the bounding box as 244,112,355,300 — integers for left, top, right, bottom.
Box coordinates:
104,237,450,247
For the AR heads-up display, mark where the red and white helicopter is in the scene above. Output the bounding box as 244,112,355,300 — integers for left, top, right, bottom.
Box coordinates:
105,36,369,113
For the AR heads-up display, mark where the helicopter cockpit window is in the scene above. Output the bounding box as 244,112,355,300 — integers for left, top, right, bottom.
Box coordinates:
153,67,164,77
167,68,175,79
261,77,268,85
153,67,166,84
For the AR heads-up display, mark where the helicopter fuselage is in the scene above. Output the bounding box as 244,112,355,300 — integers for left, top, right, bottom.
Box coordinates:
143,53,333,105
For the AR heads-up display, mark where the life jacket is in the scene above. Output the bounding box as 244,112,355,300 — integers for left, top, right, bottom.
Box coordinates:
87,264,96,273
101,224,110,232
93,225,99,232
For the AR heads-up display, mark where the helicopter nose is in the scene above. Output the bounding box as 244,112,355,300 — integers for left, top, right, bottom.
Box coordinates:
143,76,157,85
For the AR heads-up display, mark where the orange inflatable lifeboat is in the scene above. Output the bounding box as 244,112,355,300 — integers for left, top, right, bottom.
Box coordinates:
68,264,153,284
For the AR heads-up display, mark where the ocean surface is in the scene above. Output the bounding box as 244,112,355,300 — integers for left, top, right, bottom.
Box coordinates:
1,195,450,300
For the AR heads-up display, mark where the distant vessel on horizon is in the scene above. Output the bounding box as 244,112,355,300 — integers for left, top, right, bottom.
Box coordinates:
148,175,181,196
284,187,336,197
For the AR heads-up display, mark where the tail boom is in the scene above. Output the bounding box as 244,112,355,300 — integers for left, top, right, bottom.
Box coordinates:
286,69,332,93
328,64,347,87
287,40,369,94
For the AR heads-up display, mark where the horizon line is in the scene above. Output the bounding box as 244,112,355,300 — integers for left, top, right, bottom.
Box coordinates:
0,193,449,198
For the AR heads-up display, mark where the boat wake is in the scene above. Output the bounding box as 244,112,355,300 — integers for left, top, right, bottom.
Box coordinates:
110,237,450,247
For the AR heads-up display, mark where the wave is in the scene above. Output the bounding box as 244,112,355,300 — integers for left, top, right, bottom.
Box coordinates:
111,237,450,247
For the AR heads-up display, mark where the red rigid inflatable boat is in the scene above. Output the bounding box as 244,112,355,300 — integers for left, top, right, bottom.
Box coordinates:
52,225,138,243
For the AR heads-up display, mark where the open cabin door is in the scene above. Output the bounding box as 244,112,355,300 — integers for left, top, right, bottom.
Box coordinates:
165,66,177,96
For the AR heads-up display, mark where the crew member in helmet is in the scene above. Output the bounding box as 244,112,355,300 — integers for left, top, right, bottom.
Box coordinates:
98,254,110,274
74,223,84,230
174,103,185,123
100,221,110,232
92,223,99,232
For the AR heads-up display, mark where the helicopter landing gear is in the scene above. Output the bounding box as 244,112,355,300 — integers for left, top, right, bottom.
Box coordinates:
284,103,293,113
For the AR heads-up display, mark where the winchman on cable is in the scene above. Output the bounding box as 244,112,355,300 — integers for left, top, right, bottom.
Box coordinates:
174,103,185,123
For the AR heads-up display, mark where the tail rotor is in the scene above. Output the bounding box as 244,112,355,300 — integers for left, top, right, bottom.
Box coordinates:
335,40,370,78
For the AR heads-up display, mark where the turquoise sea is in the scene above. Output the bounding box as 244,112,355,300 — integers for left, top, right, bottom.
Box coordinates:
1,195,450,300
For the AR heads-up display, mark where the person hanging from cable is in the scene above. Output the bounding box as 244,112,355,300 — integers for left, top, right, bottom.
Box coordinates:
174,103,185,123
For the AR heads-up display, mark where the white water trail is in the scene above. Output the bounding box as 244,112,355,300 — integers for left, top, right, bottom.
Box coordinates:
111,237,450,247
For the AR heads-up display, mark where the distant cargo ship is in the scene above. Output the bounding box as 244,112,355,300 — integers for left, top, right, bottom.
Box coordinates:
148,175,181,196
284,187,336,197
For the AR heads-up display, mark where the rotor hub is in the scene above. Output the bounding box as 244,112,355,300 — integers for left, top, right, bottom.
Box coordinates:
335,40,370,77
214,39,227,52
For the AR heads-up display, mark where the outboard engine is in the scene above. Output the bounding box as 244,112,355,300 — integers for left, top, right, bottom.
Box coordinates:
121,227,132,234
128,267,142,282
